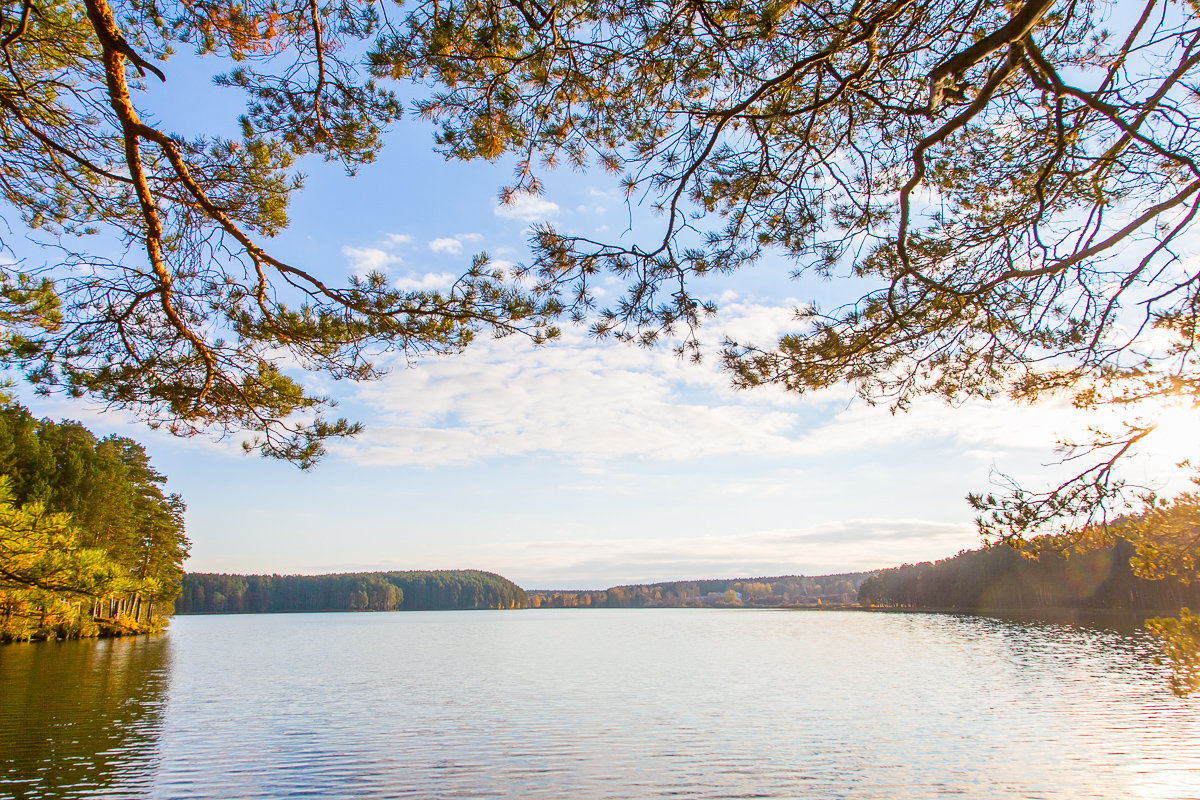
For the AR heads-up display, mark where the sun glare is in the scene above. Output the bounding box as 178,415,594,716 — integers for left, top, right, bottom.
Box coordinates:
1143,403,1200,467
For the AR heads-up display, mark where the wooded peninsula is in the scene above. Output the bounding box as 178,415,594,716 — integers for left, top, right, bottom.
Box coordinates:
0,405,189,643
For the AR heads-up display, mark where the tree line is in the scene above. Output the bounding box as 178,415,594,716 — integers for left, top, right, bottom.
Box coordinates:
529,573,870,609
0,404,189,642
857,540,1200,612
176,570,527,613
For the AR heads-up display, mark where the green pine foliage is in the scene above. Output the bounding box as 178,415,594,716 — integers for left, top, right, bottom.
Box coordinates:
176,569,527,613
0,404,189,642
0,0,558,466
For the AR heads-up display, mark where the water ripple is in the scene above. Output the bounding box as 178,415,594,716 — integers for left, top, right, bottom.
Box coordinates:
2,610,1198,799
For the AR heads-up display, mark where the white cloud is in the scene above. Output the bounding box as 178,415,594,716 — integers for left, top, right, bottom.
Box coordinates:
715,299,801,345
384,233,413,245
342,246,402,275
428,237,463,255
334,302,843,467
437,518,977,588
428,233,484,256
789,393,1117,458
494,192,560,222
329,303,962,466
334,298,1198,505
393,272,457,292
340,314,806,466
343,364,804,467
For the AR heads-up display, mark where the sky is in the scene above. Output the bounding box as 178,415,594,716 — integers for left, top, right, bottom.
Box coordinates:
9,47,1200,590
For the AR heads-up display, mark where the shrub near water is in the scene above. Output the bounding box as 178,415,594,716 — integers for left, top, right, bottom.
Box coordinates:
1146,609,1200,697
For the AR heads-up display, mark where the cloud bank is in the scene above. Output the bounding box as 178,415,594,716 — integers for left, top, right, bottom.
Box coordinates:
336,300,1128,471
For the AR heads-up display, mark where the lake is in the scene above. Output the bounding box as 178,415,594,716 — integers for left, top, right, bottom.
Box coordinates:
1,608,1197,799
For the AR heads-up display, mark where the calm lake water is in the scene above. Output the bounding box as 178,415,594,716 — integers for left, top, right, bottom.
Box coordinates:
1,608,1198,799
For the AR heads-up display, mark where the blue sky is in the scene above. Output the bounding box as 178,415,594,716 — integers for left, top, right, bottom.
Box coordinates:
10,49,1200,589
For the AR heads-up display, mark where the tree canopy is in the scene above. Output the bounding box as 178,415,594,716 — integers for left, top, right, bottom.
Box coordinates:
0,0,558,467
375,0,1200,541
3,0,1198,536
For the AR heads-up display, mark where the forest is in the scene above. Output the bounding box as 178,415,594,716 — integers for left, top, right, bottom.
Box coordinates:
0,404,189,642
176,570,528,613
529,573,869,609
857,541,1200,612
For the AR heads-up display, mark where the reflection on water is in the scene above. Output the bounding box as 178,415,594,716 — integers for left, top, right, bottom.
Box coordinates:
0,634,170,799
0,609,1197,799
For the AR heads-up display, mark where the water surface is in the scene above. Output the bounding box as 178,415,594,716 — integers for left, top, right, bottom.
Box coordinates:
2,609,1197,799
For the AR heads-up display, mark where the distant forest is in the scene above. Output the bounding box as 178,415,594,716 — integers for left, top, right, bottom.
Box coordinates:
529,573,870,608
857,541,1200,612
176,570,528,613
